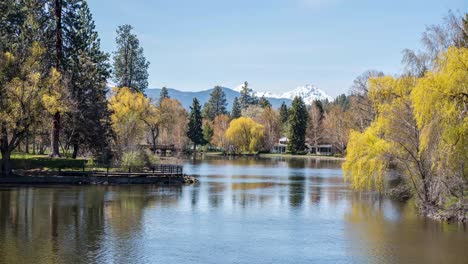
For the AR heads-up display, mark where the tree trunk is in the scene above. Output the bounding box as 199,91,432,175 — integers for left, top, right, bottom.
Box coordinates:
72,143,79,159
0,150,12,177
25,133,29,154
50,111,61,157
50,0,63,158
55,0,63,70
193,143,196,158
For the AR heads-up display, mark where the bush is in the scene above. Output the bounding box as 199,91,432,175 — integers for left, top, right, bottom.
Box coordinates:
120,151,145,172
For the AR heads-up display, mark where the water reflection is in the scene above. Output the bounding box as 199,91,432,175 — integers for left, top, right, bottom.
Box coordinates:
0,157,466,264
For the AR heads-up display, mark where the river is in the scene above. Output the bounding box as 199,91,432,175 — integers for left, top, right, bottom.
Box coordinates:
0,157,466,263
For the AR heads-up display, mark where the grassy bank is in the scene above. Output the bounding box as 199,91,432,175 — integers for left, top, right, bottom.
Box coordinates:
259,153,345,160
1,153,88,170
202,151,345,160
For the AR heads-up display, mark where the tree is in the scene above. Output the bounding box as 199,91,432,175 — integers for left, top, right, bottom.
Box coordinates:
202,122,214,146
63,1,112,158
462,14,468,47
343,56,468,220
158,98,188,150
186,98,205,154
158,86,169,105
402,11,467,77
202,86,228,120
279,101,289,135
143,102,160,154
323,105,352,154
108,87,153,153
411,47,468,208
0,43,48,176
239,81,258,109
48,0,67,157
241,105,264,122
231,97,241,119
226,117,264,153
333,94,350,110
306,100,325,149
288,96,308,153
258,96,271,108
260,107,281,151
113,24,149,93
212,114,230,150
349,70,384,132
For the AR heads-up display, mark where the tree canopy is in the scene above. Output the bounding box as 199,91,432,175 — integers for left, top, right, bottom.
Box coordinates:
226,117,264,153
113,24,149,93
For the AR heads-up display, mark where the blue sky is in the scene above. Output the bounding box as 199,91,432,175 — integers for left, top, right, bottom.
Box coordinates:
88,0,467,97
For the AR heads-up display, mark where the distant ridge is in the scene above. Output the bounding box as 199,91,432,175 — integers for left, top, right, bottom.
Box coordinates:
144,85,333,110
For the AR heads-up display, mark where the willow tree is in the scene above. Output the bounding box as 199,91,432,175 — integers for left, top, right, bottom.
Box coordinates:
343,47,468,219
108,87,156,153
412,47,468,209
226,117,264,153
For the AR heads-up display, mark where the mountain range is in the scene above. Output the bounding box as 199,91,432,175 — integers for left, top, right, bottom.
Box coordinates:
145,84,333,110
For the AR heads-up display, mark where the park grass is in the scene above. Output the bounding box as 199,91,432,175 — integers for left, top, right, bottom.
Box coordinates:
1,153,88,170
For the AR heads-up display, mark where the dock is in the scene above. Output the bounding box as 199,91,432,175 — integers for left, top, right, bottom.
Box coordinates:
0,164,197,185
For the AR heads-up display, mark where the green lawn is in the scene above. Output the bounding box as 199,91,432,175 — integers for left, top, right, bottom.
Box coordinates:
1,153,88,170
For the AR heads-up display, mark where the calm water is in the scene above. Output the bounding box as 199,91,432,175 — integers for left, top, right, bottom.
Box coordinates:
0,157,467,264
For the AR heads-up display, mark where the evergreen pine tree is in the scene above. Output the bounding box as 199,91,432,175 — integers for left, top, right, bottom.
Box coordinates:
203,123,214,146
113,24,149,93
231,97,242,119
333,94,350,110
288,96,308,154
63,0,112,159
187,98,205,154
279,101,289,124
158,86,170,105
258,96,271,108
202,86,228,120
239,81,258,109
313,100,324,118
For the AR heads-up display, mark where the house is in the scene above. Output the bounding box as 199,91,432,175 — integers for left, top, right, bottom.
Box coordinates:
271,137,289,153
271,137,335,156
308,144,334,156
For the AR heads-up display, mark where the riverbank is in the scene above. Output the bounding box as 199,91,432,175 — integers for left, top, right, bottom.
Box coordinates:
259,153,345,160
202,152,346,160
0,173,198,185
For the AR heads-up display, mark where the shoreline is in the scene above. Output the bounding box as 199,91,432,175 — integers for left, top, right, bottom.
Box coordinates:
259,153,345,160
202,152,345,160
0,173,198,185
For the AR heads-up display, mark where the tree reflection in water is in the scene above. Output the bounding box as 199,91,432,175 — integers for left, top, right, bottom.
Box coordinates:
0,157,466,264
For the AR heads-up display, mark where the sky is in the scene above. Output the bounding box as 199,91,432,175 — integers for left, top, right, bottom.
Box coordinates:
88,0,467,97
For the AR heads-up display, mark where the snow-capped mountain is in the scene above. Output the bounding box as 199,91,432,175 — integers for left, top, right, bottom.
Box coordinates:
277,84,333,103
238,83,333,103
143,83,333,111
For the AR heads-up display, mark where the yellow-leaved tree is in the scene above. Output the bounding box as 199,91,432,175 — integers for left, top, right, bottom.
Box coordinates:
412,47,468,202
0,43,45,176
225,117,264,153
40,66,68,157
343,47,467,219
108,87,158,153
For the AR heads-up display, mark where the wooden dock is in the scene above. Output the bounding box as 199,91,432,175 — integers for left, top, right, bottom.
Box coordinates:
0,164,193,185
